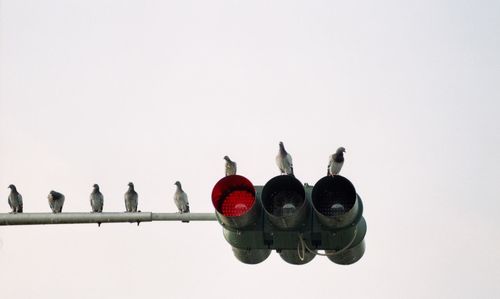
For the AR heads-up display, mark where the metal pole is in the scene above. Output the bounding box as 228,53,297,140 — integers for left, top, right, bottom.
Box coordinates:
152,213,216,222
0,212,217,226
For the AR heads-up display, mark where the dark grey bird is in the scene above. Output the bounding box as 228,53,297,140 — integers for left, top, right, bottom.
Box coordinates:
276,141,294,175
124,182,138,212
328,147,346,176
48,190,65,213
8,184,23,213
224,155,237,176
174,181,189,223
90,184,104,213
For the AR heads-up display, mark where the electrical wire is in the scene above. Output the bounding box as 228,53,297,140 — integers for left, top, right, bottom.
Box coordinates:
297,228,358,261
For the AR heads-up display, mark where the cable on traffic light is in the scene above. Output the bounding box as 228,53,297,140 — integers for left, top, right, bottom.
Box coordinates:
297,228,358,261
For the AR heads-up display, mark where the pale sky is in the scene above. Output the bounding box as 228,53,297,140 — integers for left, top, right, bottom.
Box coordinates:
1,1,499,298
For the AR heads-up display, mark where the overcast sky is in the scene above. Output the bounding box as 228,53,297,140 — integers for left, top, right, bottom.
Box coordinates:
1,1,499,298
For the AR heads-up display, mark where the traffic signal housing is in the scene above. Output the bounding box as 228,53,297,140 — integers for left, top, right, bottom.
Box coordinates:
211,174,366,265
211,175,271,264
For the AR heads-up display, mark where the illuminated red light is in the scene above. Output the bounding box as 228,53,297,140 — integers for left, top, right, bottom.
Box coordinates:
221,190,255,217
212,175,256,218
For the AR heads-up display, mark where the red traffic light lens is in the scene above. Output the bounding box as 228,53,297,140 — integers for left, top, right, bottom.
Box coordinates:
221,190,255,216
212,175,256,217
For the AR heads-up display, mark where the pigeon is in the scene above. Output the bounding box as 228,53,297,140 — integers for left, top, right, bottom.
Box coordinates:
124,182,138,212
174,181,190,223
7,184,23,213
48,190,65,213
90,184,104,213
328,147,346,176
224,155,237,176
276,141,294,175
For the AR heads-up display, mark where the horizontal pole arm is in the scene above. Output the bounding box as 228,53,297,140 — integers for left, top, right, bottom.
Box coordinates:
0,212,217,226
152,213,216,222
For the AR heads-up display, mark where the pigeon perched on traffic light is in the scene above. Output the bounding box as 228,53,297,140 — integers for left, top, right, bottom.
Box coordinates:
124,182,138,212
328,147,346,176
276,141,294,175
48,190,65,213
8,184,23,213
174,181,190,223
90,184,103,213
224,156,237,176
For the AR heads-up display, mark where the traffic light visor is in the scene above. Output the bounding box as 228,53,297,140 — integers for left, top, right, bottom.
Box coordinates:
261,175,308,229
212,175,256,218
312,175,358,228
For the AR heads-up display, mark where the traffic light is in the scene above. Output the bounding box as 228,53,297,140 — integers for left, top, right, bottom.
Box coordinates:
211,175,271,264
311,175,366,265
211,173,367,265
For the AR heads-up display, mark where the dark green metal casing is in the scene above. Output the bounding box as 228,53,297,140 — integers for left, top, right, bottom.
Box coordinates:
214,175,367,265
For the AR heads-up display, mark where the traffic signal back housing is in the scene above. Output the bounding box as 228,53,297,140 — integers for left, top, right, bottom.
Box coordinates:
212,174,366,265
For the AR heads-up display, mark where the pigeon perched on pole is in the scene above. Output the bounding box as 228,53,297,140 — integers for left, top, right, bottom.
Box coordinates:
224,155,237,176
8,184,23,213
124,182,138,213
276,141,294,176
174,181,190,223
48,190,65,213
90,184,104,213
328,147,346,176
